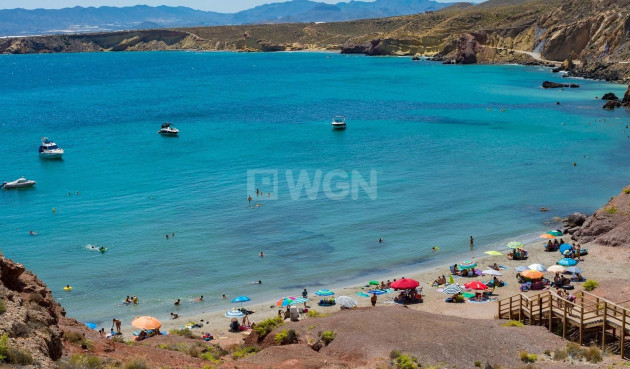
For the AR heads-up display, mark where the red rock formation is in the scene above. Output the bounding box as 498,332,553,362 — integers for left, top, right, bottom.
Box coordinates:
573,186,630,247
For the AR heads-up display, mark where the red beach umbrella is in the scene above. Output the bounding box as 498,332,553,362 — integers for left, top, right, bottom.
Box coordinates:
464,281,488,290
390,278,419,290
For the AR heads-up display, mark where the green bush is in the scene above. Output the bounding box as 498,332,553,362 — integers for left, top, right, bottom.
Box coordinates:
0,299,6,315
0,333,33,365
320,330,336,345
583,280,599,291
501,320,524,327
391,351,419,369
307,310,328,318
253,317,284,339
623,188,630,194
583,346,603,363
59,354,106,369
274,330,287,344
231,345,259,360
519,351,536,363
64,331,85,344
474,361,482,367
552,348,568,361
605,206,618,214
169,328,195,338
123,358,148,369
274,329,298,345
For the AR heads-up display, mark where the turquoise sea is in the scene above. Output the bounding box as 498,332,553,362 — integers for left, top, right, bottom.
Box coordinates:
0,52,629,325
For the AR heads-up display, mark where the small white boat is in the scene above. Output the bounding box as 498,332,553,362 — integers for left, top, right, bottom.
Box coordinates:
331,116,346,130
158,123,179,136
39,137,64,159
2,177,36,189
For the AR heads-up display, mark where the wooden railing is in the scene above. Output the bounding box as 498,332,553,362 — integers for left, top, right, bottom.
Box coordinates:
497,290,630,358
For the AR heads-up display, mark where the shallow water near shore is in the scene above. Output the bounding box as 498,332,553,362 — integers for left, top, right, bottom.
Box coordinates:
0,52,629,325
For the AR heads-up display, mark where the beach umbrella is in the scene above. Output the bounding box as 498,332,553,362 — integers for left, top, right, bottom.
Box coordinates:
390,278,419,290
539,234,555,239
484,251,503,256
547,230,563,236
565,266,583,274
225,308,245,318
442,284,464,294
291,297,308,304
368,289,387,295
515,266,529,273
547,265,566,273
231,296,251,307
315,289,335,296
558,258,578,266
521,270,544,279
507,241,524,249
336,296,357,309
482,269,502,276
85,322,97,330
448,274,454,284
131,316,162,330
459,260,477,270
464,281,488,290
528,263,547,272
276,297,297,307
368,280,379,286
559,244,573,255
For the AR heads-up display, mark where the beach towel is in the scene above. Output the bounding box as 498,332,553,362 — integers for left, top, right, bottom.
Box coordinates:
498,265,509,270
467,297,498,304
356,292,370,297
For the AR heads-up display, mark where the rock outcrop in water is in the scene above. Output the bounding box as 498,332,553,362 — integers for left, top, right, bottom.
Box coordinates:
573,186,630,247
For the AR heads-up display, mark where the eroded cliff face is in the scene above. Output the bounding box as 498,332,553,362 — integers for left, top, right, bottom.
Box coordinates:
0,254,65,366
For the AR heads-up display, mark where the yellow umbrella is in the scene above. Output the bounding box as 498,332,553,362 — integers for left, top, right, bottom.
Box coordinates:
539,233,555,239
520,270,543,279
131,316,162,330
484,251,503,256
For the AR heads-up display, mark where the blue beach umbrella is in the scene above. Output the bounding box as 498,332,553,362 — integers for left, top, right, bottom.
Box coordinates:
315,289,335,296
558,258,578,266
231,295,251,308
85,322,97,330
559,244,573,255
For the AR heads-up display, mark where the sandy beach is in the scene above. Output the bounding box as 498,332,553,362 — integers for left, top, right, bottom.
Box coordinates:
119,233,625,343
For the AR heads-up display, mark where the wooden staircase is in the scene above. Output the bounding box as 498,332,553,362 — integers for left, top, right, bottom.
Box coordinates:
497,290,630,359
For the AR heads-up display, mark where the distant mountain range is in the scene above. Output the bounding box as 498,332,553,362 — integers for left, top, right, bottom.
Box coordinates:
0,0,456,36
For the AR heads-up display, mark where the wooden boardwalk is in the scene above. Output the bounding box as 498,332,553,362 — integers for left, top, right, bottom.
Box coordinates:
497,290,630,358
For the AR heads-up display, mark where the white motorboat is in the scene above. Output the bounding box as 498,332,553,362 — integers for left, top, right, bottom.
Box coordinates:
2,177,36,189
39,137,64,159
158,123,179,136
331,116,346,130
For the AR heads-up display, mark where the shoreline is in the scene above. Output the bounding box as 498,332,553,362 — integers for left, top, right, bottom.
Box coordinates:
116,225,561,337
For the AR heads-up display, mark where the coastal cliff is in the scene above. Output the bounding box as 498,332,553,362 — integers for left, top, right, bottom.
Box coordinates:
1,0,630,81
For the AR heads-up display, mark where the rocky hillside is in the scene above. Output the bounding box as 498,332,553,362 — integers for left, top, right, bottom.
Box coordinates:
1,0,629,81
0,254,64,366
573,185,630,247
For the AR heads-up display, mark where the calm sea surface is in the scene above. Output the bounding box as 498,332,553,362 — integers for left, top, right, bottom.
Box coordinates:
0,52,629,325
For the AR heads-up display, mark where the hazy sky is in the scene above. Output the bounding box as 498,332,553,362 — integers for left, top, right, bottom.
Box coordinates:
0,0,458,13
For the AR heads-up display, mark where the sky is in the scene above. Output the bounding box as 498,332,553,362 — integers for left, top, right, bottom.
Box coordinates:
0,0,457,13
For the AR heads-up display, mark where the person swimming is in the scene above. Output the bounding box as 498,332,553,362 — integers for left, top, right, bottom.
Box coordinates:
29,230,38,236
174,298,180,305
259,251,264,257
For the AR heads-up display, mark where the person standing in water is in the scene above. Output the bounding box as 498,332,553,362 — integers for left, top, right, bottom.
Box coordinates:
470,236,474,251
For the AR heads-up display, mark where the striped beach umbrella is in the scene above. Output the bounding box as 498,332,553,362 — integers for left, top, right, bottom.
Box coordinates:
336,296,357,308
276,297,296,307
442,284,464,294
225,309,245,318
459,260,477,270
291,297,308,304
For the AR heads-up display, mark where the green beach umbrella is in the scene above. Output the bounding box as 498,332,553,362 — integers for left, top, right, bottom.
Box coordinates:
547,230,563,236
369,280,379,286
459,260,477,269
484,251,503,256
449,274,454,284
507,241,524,249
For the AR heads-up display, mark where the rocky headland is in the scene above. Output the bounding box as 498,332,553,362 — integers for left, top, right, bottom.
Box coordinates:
1,0,630,82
